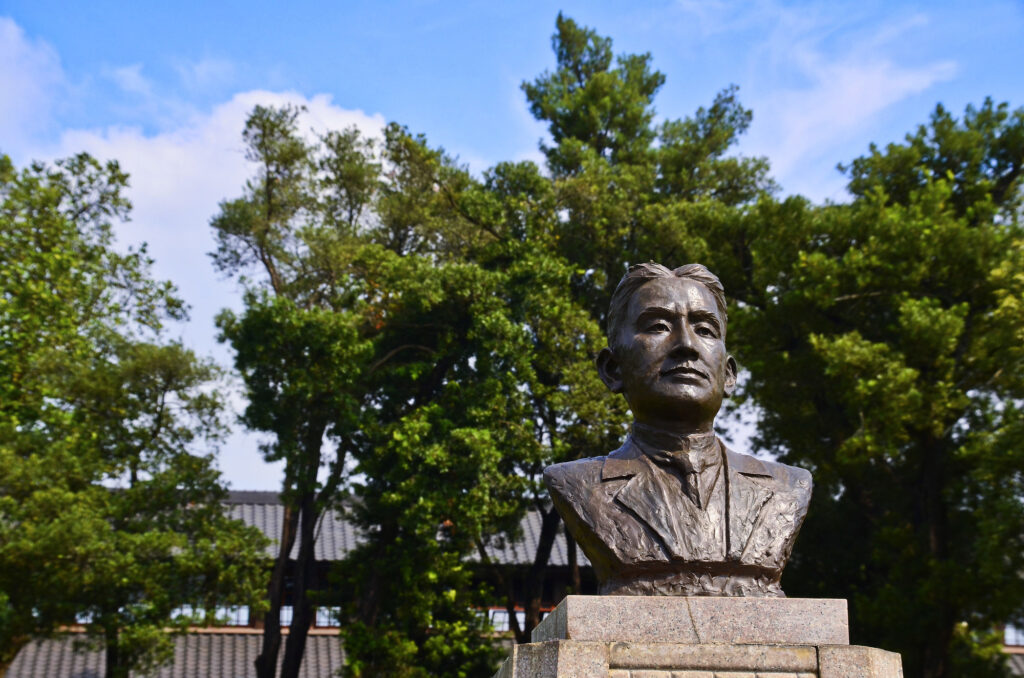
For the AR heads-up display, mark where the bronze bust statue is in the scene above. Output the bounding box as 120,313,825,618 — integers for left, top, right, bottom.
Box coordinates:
544,263,811,597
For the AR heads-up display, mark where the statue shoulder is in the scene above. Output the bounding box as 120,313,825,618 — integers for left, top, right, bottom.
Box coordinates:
544,439,637,490
725,446,812,496
543,455,606,495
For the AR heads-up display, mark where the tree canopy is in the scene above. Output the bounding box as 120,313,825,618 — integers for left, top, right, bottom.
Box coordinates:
728,99,1024,678
0,153,268,678
211,101,627,675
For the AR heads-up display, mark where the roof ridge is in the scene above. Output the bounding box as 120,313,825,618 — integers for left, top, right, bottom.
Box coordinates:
225,490,282,504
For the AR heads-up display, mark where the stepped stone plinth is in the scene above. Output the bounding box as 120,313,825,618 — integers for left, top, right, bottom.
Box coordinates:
493,596,902,678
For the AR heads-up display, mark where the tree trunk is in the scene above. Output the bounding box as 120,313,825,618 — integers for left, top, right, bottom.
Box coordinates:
104,625,127,678
507,587,525,645
921,628,953,678
474,537,525,643
566,523,581,595
918,436,952,678
280,489,321,678
277,421,327,678
255,501,301,678
521,508,561,640
355,535,386,626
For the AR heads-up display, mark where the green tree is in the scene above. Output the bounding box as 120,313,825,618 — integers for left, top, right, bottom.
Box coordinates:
211,104,378,678
337,253,528,678
212,107,513,677
0,153,268,678
523,14,773,327
339,116,630,655
212,103,624,674
727,100,1024,678
67,340,269,678
523,12,664,175
220,21,770,667
452,159,629,641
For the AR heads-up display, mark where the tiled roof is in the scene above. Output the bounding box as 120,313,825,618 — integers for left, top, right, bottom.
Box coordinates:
227,491,590,568
473,505,591,568
226,498,359,561
8,633,343,678
1009,652,1024,676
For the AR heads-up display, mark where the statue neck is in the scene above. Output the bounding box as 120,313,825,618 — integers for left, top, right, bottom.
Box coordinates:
631,422,719,456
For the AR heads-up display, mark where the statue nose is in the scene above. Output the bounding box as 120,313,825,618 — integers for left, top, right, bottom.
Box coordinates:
670,323,699,356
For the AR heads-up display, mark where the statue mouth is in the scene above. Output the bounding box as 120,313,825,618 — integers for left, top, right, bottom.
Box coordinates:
661,365,708,380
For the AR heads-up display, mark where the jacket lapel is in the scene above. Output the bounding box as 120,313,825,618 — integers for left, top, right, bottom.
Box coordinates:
601,440,707,560
726,447,775,560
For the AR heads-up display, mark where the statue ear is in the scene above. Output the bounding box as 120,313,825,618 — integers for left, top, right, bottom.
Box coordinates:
723,355,738,397
596,347,624,393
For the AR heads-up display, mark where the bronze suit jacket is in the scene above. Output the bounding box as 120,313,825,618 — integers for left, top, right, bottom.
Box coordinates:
544,436,812,596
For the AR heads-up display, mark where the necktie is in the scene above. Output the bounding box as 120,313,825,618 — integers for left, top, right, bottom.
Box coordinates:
646,450,703,509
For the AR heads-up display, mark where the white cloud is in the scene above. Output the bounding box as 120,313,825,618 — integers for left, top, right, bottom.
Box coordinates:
747,11,955,189
0,16,65,158
175,56,236,91
673,0,773,36
48,91,385,489
108,63,152,96
674,1,957,201
55,90,385,347
747,55,955,197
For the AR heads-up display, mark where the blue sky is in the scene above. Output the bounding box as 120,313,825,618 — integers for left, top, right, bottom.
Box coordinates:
2,0,1022,489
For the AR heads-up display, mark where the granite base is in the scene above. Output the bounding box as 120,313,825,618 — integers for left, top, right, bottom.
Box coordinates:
493,597,902,678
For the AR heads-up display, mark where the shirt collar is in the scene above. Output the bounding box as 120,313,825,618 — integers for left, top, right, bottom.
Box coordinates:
631,422,721,471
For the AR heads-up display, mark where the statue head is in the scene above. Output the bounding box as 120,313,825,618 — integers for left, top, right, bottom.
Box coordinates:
597,263,737,434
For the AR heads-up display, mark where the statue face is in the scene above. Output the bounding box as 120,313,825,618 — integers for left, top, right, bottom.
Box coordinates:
598,277,737,432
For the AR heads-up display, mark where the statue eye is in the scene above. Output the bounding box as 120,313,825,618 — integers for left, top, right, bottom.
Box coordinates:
645,320,671,333
695,325,717,338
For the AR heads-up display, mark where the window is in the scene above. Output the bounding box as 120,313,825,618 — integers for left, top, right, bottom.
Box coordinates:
1006,624,1024,646
316,607,341,627
488,609,525,632
171,605,196,623
216,606,250,626
279,606,293,627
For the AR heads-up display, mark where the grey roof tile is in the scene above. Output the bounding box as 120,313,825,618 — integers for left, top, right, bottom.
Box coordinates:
224,491,281,505
473,509,591,568
9,633,343,678
9,636,101,678
1009,653,1024,676
227,491,587,567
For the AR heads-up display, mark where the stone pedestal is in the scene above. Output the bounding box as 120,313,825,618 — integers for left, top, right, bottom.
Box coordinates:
493,596,902,678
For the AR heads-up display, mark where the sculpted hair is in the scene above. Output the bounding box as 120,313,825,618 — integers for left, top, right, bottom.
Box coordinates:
606,262,729,348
